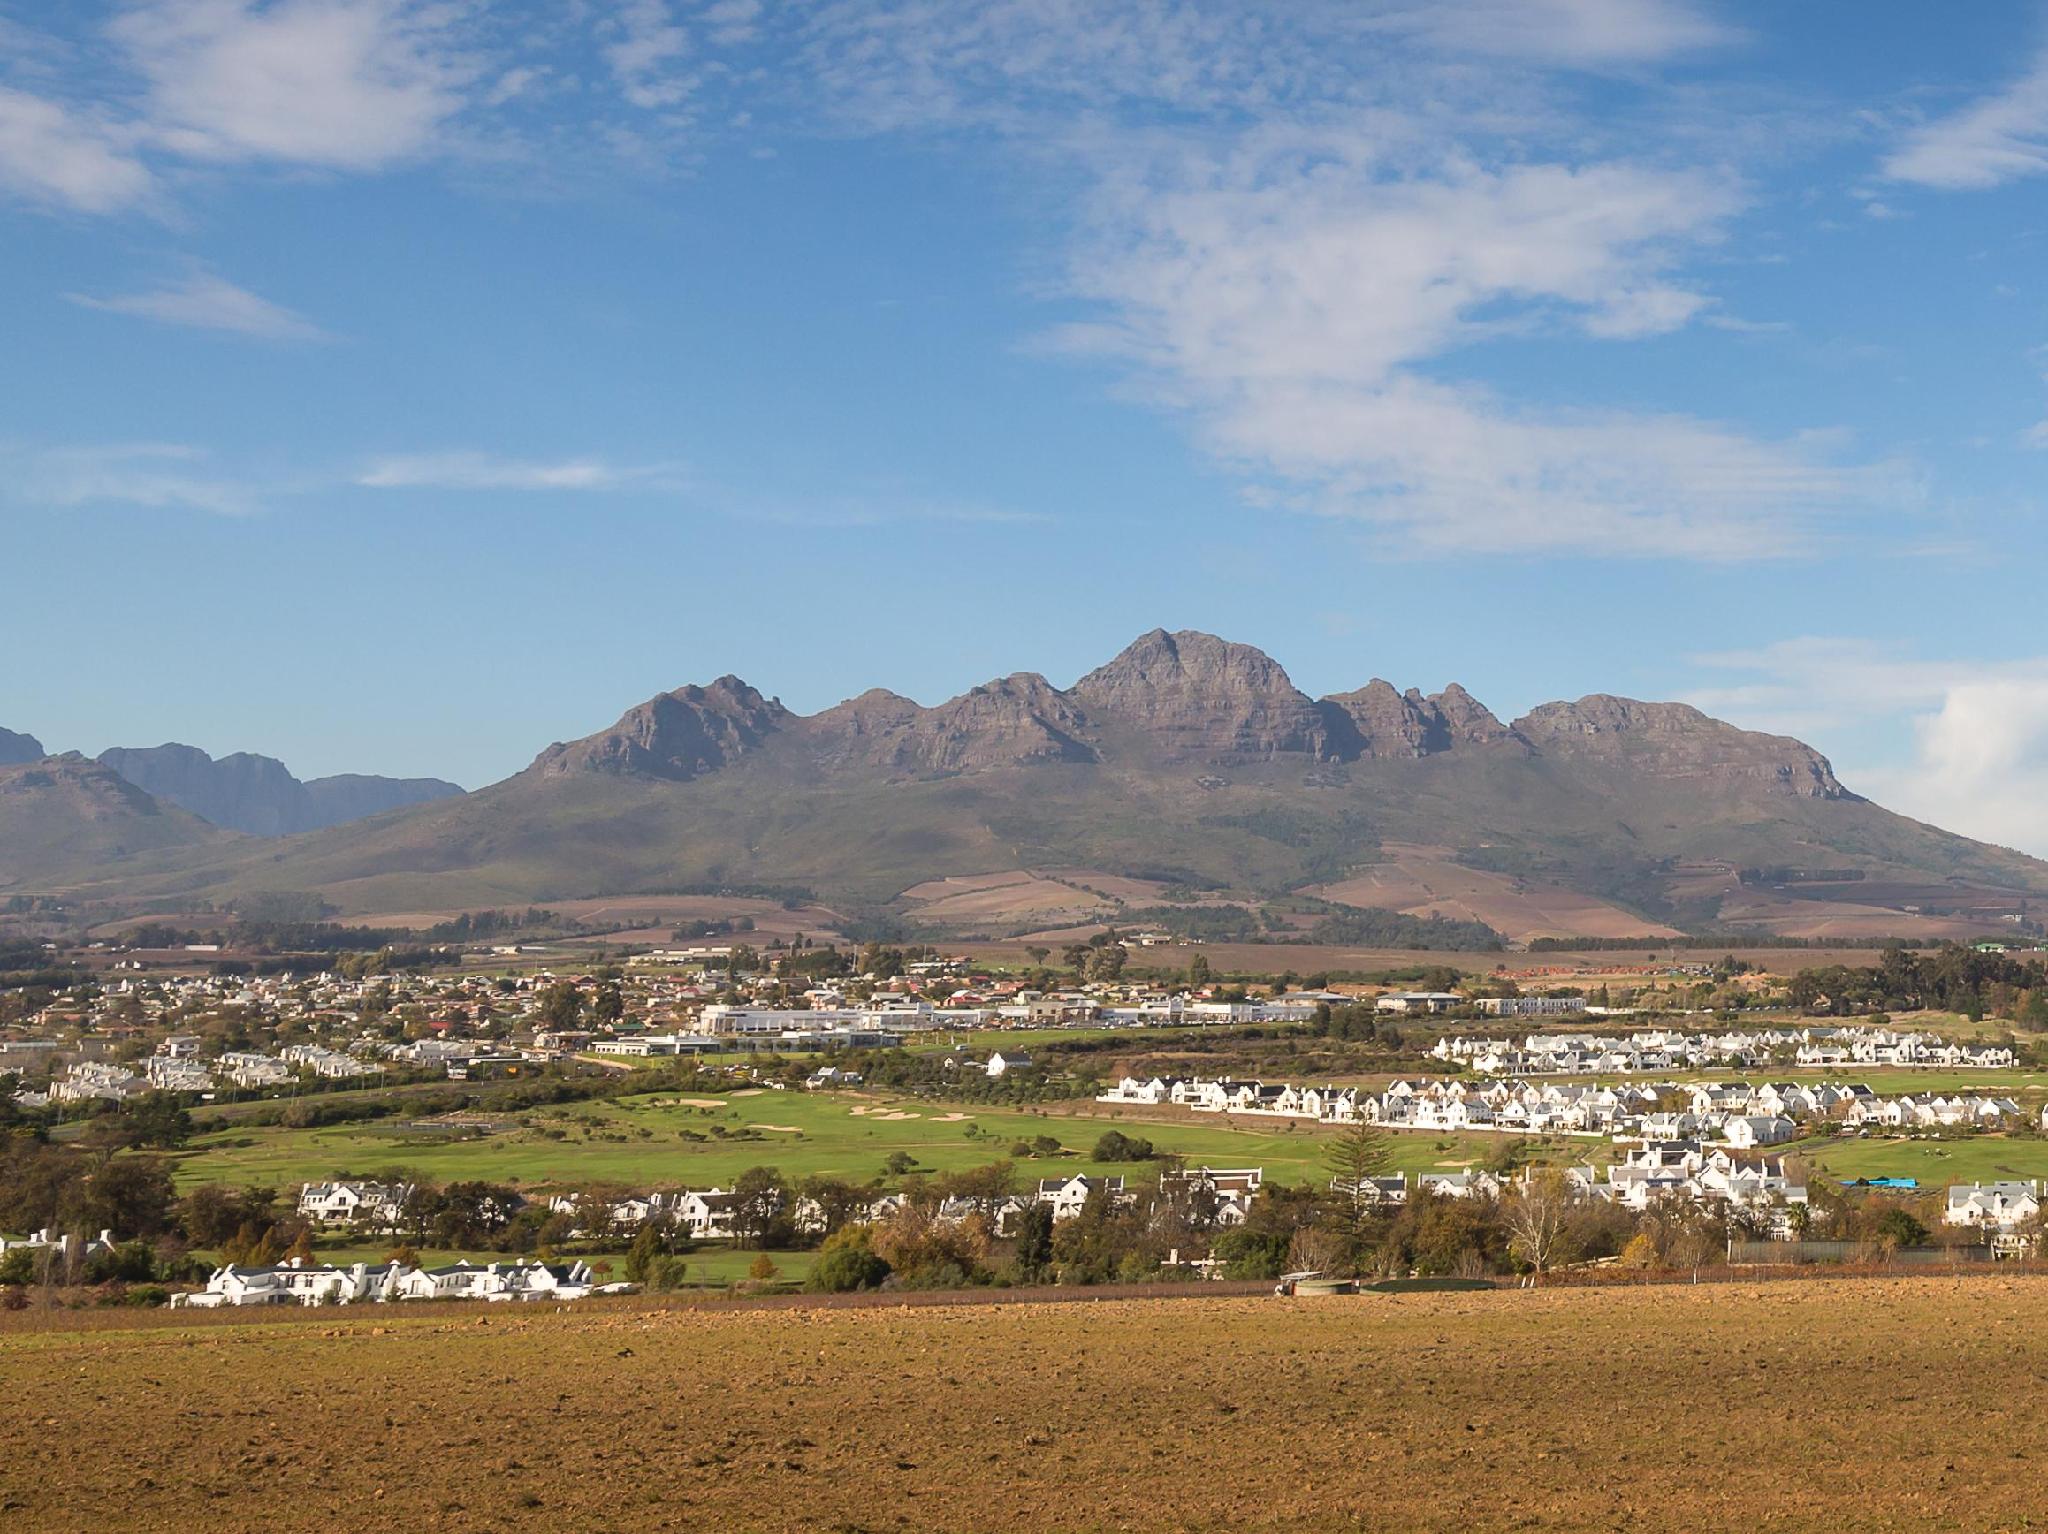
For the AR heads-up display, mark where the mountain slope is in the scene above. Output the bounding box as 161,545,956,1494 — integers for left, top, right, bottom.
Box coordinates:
23,631,2048,940
96,743,463,835
0,755,227,888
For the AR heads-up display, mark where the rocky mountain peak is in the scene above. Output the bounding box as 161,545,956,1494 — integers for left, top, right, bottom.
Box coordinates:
1320,680,1448,758
0,727,47,766
529,676,793,782
803,673,1096,775
1073,629,1332,760
1429,683,1520,748
1515,695,1849,799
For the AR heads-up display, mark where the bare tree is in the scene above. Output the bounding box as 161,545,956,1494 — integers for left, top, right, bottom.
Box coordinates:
1503,1169,1575,1287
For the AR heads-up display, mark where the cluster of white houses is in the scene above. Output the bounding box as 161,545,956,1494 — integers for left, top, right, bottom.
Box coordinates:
174,1256,603,1307
22,1038,385,1107
1100,1071,2022,1146
1428,1026,2016,1076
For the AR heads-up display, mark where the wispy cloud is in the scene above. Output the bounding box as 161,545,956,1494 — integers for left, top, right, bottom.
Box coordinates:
602,0,694,111
1883,47,2048,190
4,442,259,516
356,451,682,491
0,85,153,212
66,273,328,340
1381,0,1736,67
1044,130,1907,559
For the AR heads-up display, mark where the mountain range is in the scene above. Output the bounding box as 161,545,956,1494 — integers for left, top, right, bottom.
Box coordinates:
4,629,2045,944
94,743,462,837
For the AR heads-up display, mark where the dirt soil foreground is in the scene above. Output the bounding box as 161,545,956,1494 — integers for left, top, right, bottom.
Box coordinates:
4,1277,2044,1532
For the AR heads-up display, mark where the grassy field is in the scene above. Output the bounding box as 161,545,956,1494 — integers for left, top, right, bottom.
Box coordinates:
5,1276,2048,1531
1799,1131,2048,1186
170,1087,1536,1193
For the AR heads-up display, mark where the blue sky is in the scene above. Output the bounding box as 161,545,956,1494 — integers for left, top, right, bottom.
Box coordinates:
8,2,2048,850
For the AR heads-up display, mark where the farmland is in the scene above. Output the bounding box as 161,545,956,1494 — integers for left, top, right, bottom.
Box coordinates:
5,1277,2048,1531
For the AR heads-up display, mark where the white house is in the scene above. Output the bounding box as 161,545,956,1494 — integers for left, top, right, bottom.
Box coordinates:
1945,1181,2041,1233
297,1181,413,1228
1035,1174,1126,1221
1722,1115,1797,1149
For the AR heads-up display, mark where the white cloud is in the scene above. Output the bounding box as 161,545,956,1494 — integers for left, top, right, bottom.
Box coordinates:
356,452,677,491
1066,147,1737,389
0,85,153,212
1684,639,2048,856
109,0,478,169
1216,377,1896,558
1884,49,2048,190
1049,135,1906,558
1861,680,2048,855
65,272,328,340
5,442,258,516
604,0,693,110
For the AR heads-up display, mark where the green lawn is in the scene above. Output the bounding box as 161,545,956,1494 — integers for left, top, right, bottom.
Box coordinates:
1799,1132,2048,1187
168,1087,1567,1194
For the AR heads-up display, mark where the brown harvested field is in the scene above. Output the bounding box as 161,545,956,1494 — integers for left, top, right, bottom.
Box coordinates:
901,871,1112,924
963,939,1925,977
7,1277,2048,1532
343,894,847,940
1035,866,1176,903
1308,847,1682,942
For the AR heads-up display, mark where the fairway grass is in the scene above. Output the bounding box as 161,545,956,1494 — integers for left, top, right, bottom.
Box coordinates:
6,1276,2048,1531
171,1088,1529,1193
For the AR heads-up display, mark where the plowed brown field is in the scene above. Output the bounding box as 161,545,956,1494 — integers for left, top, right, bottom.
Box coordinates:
5,1278,2044,1532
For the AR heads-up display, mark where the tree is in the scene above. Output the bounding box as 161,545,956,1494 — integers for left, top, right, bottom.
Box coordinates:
1502,1170,1574,1286
624,1219,675,1282
1324,1120,1393,1212
1618,1231,1659,1275
808,1227,891,1292
535,980,582,1032
730,1167,788,1249
1091,1130,1155,1163
1186,953,1212,988
747,1253,780,1281
1012,1202,1055,1282
1873,1206,1928,1252
119,1094,194,1150
66,1154,177,1240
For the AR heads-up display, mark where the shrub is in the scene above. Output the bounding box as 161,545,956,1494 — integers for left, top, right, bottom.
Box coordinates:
807,1229,891,1293
1091,1130,1155,1163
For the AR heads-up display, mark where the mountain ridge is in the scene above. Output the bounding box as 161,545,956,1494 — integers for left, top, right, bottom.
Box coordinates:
1,630,2036,943
94,742,465,836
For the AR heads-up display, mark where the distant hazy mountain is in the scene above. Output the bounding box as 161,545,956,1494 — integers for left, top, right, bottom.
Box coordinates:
33,628,2045,944
95,743,463,836
0,728,45,766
